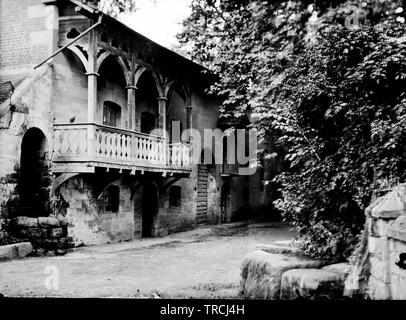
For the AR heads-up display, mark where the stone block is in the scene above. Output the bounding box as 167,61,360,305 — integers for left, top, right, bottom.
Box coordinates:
240,250,327,300
370,255,390,284
321,262,349,280
41,239,59,250
17,242,33,257
371,191,406,219
367,276,391,300
11,217,38,228
55,248,67,255
370,218,391,237
57,216,69,226
388,215,406,242
396,274,406,300
274,240,294,247
280,268,344,299
38,216,60,227
256,244,298,255
391,273,401,300
0,242,33,260
48,227,63,239
368,236,388,260
58,237,74,249
0,244,18,259
26,227,44,239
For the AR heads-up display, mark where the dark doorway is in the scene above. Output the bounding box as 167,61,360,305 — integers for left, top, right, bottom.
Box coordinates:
141,111,156,134
142,184,158,237
18,128,50,217
221,181,231,223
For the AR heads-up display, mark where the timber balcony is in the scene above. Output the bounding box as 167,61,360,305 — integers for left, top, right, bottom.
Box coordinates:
52,123,193,174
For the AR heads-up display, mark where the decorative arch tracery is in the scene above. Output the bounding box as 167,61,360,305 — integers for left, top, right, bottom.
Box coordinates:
96,52,131,86
66,45,90,73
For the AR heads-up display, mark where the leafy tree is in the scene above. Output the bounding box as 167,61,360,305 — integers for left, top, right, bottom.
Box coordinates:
84,0,138,15
179,0,406,259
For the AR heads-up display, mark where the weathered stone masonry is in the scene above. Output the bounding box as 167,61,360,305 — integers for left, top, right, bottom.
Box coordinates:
345,184,406,300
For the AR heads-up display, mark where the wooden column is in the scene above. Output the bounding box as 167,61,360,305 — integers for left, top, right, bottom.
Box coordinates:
128,53,138,131
86,27,98,160
157,96,167,138
186,106,193,130
126,85,137,131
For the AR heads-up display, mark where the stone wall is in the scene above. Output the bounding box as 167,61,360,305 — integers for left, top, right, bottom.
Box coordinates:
58,175,135,246
345,185,406,299
156,175,197,236
0,216,72,254
0,65,55,221
388,215,406,299
0,0,57,83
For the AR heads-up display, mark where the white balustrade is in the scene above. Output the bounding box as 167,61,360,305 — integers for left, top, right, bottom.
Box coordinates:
53,123,192,169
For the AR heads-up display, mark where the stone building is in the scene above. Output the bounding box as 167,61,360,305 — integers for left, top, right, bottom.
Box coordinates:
0,0,275,249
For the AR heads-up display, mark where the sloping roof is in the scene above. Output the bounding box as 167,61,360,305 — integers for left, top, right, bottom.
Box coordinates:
65,0,209,72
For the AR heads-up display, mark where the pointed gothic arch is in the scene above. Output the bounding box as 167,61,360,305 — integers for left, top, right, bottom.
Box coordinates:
133,67,164,97
66,45,89,73
96,52,131,86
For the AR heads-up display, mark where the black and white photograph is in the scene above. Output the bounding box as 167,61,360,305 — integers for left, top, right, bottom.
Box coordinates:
0,0,406,316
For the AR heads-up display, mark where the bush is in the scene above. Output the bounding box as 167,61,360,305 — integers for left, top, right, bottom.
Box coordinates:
271,22,406,260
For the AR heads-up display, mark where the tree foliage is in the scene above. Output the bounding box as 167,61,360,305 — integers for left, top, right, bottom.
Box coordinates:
84,0,138,16
179,0,406,260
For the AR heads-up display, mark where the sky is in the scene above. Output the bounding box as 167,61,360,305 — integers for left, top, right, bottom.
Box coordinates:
119,0,192,48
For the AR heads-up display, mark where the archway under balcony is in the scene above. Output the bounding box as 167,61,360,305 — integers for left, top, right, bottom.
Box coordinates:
18,127,51,217
135,70,160,134
97,55,128,128
166,84,189,143
53,46,88,124
141,183,159,237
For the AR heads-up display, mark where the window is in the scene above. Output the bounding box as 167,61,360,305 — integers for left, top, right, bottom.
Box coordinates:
67,28,80,39
169,186,182,208
103,102,121,127
102,185,119,213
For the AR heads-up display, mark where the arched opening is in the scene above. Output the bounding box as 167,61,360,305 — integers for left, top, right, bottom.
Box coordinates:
67,28,80,39
142,184,158,237
18,128,50,217
169,186,182,209
140,111,156,134
221,181,231,223
103,101,121,127
54,49,88,123
135,71,159,134
167,86,187,142
98,55,127,128
101,185,120,213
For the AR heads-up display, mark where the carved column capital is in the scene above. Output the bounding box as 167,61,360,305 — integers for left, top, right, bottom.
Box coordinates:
85,72,100,77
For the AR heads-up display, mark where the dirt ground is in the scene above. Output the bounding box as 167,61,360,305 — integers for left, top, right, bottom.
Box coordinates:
0,221,293,298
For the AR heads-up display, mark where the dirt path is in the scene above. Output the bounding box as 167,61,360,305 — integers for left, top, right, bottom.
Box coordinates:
0,221,293,298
